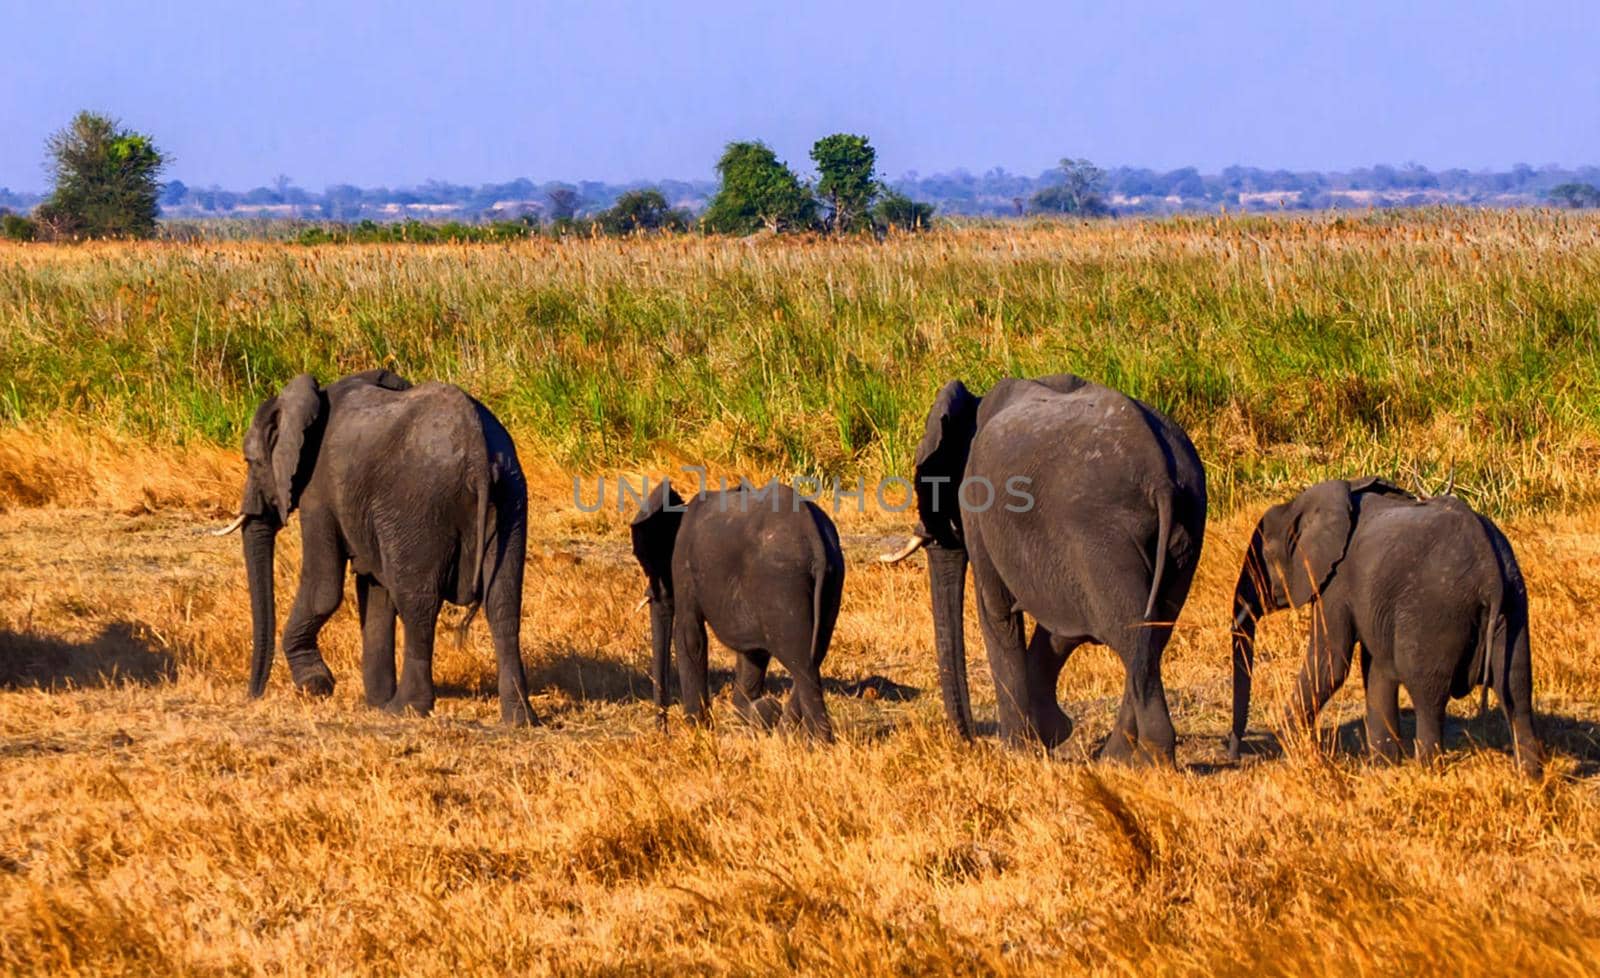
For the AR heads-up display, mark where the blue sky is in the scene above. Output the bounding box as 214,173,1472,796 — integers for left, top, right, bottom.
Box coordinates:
3,0,1597,190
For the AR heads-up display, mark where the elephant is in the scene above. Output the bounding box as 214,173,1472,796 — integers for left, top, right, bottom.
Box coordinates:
881,374,1207,763
631,479,845,740
1227,477,1542,775
214,368,535,724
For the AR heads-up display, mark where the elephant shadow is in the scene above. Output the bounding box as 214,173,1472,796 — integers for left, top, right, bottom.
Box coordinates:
0,623,176,690
433,650,658,705
529,651,658,704
438,652,924,712
706,668,924,703
1327,708,1600,776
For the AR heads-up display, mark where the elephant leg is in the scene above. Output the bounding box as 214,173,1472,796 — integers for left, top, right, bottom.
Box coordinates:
387,592,441,717
1362,650,1403,764
485,516,534,726
356,575,396,707
974,577,1031,746
768,606,835,743
785,666,835,743
1124,622,1177,765
1287,608,1355,749
675,609,711,727
1099,681,1139,762
1025,625,1076,750
279,518,344,697
732,650,777,729
1411,681,1451,768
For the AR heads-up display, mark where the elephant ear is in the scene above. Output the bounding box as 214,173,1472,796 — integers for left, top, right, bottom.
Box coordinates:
1347,475,1414,500
269,374,324,522
1282,479,1357,607
630,480,686,591
912,380,981,549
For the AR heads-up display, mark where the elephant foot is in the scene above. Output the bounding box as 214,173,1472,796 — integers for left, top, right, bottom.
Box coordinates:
363,679,397,708
1225,733,1244,762
289,660,335,698
384,691,435,718
1515,751,1545,779
745,696,784,731
1098,729,1136,763
500,699,538,727
1132,738,1177,768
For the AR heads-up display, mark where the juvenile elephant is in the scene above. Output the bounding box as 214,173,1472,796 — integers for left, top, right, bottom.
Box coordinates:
215,369,534,724
1228,477,1542,775
631,480,845,740
881,375,1207,763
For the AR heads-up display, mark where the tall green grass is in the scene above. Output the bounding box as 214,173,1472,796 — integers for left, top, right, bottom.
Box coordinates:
2,210,1598,514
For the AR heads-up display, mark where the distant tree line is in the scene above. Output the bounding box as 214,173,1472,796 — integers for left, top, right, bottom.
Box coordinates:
7,108,1600,243
897,160,1600,216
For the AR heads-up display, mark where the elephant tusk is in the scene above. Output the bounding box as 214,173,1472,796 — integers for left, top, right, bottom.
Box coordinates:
634,595,650,614
879,534,931,564
211,513,247,536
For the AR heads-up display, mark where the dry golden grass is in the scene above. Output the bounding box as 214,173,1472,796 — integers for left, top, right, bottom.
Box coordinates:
3,429,1600,976
4,215,1600,974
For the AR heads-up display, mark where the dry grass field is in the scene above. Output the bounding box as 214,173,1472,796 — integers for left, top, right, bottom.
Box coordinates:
3,214,1600,975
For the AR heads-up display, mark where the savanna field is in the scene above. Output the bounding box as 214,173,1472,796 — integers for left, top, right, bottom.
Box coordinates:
3,211,1600,975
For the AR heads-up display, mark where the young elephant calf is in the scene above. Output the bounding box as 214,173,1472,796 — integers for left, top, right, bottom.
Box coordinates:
631,481,846,740
1228,477,1542,775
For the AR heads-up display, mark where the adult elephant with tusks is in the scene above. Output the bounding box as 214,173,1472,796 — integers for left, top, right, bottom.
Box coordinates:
881,374,1207,764
213,368,535,725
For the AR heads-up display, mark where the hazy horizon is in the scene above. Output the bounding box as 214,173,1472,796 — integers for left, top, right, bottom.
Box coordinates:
4,0,1598,192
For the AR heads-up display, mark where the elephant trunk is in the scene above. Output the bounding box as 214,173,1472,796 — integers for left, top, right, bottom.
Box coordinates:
1228,531,1268,761
928,544,974,739
648,591,674,726
242,517,279,697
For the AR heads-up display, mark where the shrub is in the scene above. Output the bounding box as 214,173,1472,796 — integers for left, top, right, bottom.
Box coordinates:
873,190,935,233
596,190,689,235
0,212,38,241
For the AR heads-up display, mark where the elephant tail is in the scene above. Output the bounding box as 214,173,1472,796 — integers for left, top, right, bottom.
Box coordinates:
1477,582,1502,726
1143,488,1174,621
454,452,493,647
809,563,825,666
1465,508,1506,728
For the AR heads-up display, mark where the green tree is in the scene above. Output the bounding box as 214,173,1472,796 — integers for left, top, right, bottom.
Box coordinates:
872,189,935,233
35,111,166,238
1030,157,1108,217
811,133,878,232
596,189,688,235
703,141,815,234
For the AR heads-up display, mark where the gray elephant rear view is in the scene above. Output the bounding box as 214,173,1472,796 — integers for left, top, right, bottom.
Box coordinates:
632,480,846,740
215,368,535,724
883,374,1207,763
1229,477,1542,774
